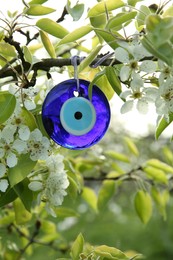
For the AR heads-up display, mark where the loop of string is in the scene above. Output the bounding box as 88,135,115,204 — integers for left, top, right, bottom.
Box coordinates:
71,56,80,93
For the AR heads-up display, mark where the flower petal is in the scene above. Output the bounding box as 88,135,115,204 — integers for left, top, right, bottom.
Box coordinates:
120,66,130,81
114,47,129,63
19,125,30,141
120,90,132,99
140,60,157,73
24,100,36,110
137,99,148,114
28,181,43,191
6,152,17,168
13,139,27,153
0,179,9,192
131,73,143,91
120,100,134,113
1,124,16,144
30,129,42,142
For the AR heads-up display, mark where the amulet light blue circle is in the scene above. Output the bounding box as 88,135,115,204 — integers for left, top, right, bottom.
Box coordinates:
60,97,96,136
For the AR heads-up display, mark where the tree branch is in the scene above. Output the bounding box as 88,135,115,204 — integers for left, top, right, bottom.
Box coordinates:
0,57,120,79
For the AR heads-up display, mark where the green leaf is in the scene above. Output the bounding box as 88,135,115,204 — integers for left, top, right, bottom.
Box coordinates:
134,190,152,224
145,159,173,174
39,30,56,58
82,187,97,212
94,28,120,49
8,153,37,187
36,18,69,38
106,66,122,97
58,25,93,46
41,220,57,234
124,137,139,156
70,233,84,260
94,74,114,100
67,176,79,199
143,15,173,65
35,113,49,137
141,36,171,66
94,245,129,260
13,198,32,224
21,107,37,131
162,147,173,165
88,0,124,17
55,207,79,218
88,70,105,100
26,5,56,16
66,1,84,21
23,46,33,64
143,166,168,184
105,150,130,163
146,14,161,32
0,187,17,207
106,11,137,30
0,211,15,226
163,6,173,17
151,187,169,220
0,42,16,57
97,180,115,211
0,92,16,124
136,5,151,27
90,13,107,29
29,0,48,4
78,45,102,73
128,0,144,6
155,114,173,139
13,178,34,212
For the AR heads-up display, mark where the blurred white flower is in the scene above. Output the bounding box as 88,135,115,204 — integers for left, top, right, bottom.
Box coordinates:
27,128,50,161
28,152,69,216
46,153,65,173
45,171,69,207
120,72,157,114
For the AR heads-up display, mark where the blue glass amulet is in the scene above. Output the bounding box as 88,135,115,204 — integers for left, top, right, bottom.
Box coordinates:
42,79,110,150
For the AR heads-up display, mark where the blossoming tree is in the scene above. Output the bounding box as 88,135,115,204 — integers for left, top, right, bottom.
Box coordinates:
0,0,173,259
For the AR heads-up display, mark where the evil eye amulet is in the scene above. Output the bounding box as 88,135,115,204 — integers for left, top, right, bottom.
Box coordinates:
42,79,111,150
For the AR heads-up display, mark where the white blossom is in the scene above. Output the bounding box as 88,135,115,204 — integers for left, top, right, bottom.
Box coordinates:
155,78,173,120
46,153,65,173
0,122,29,168
114,45,156,82
44,171,69,207
28,152,69,216
120,73,157,114
27,128,50,161
8,85,37,110
18,125,30,141
158,60,173,85
6,152,17,168
1,124,16,144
